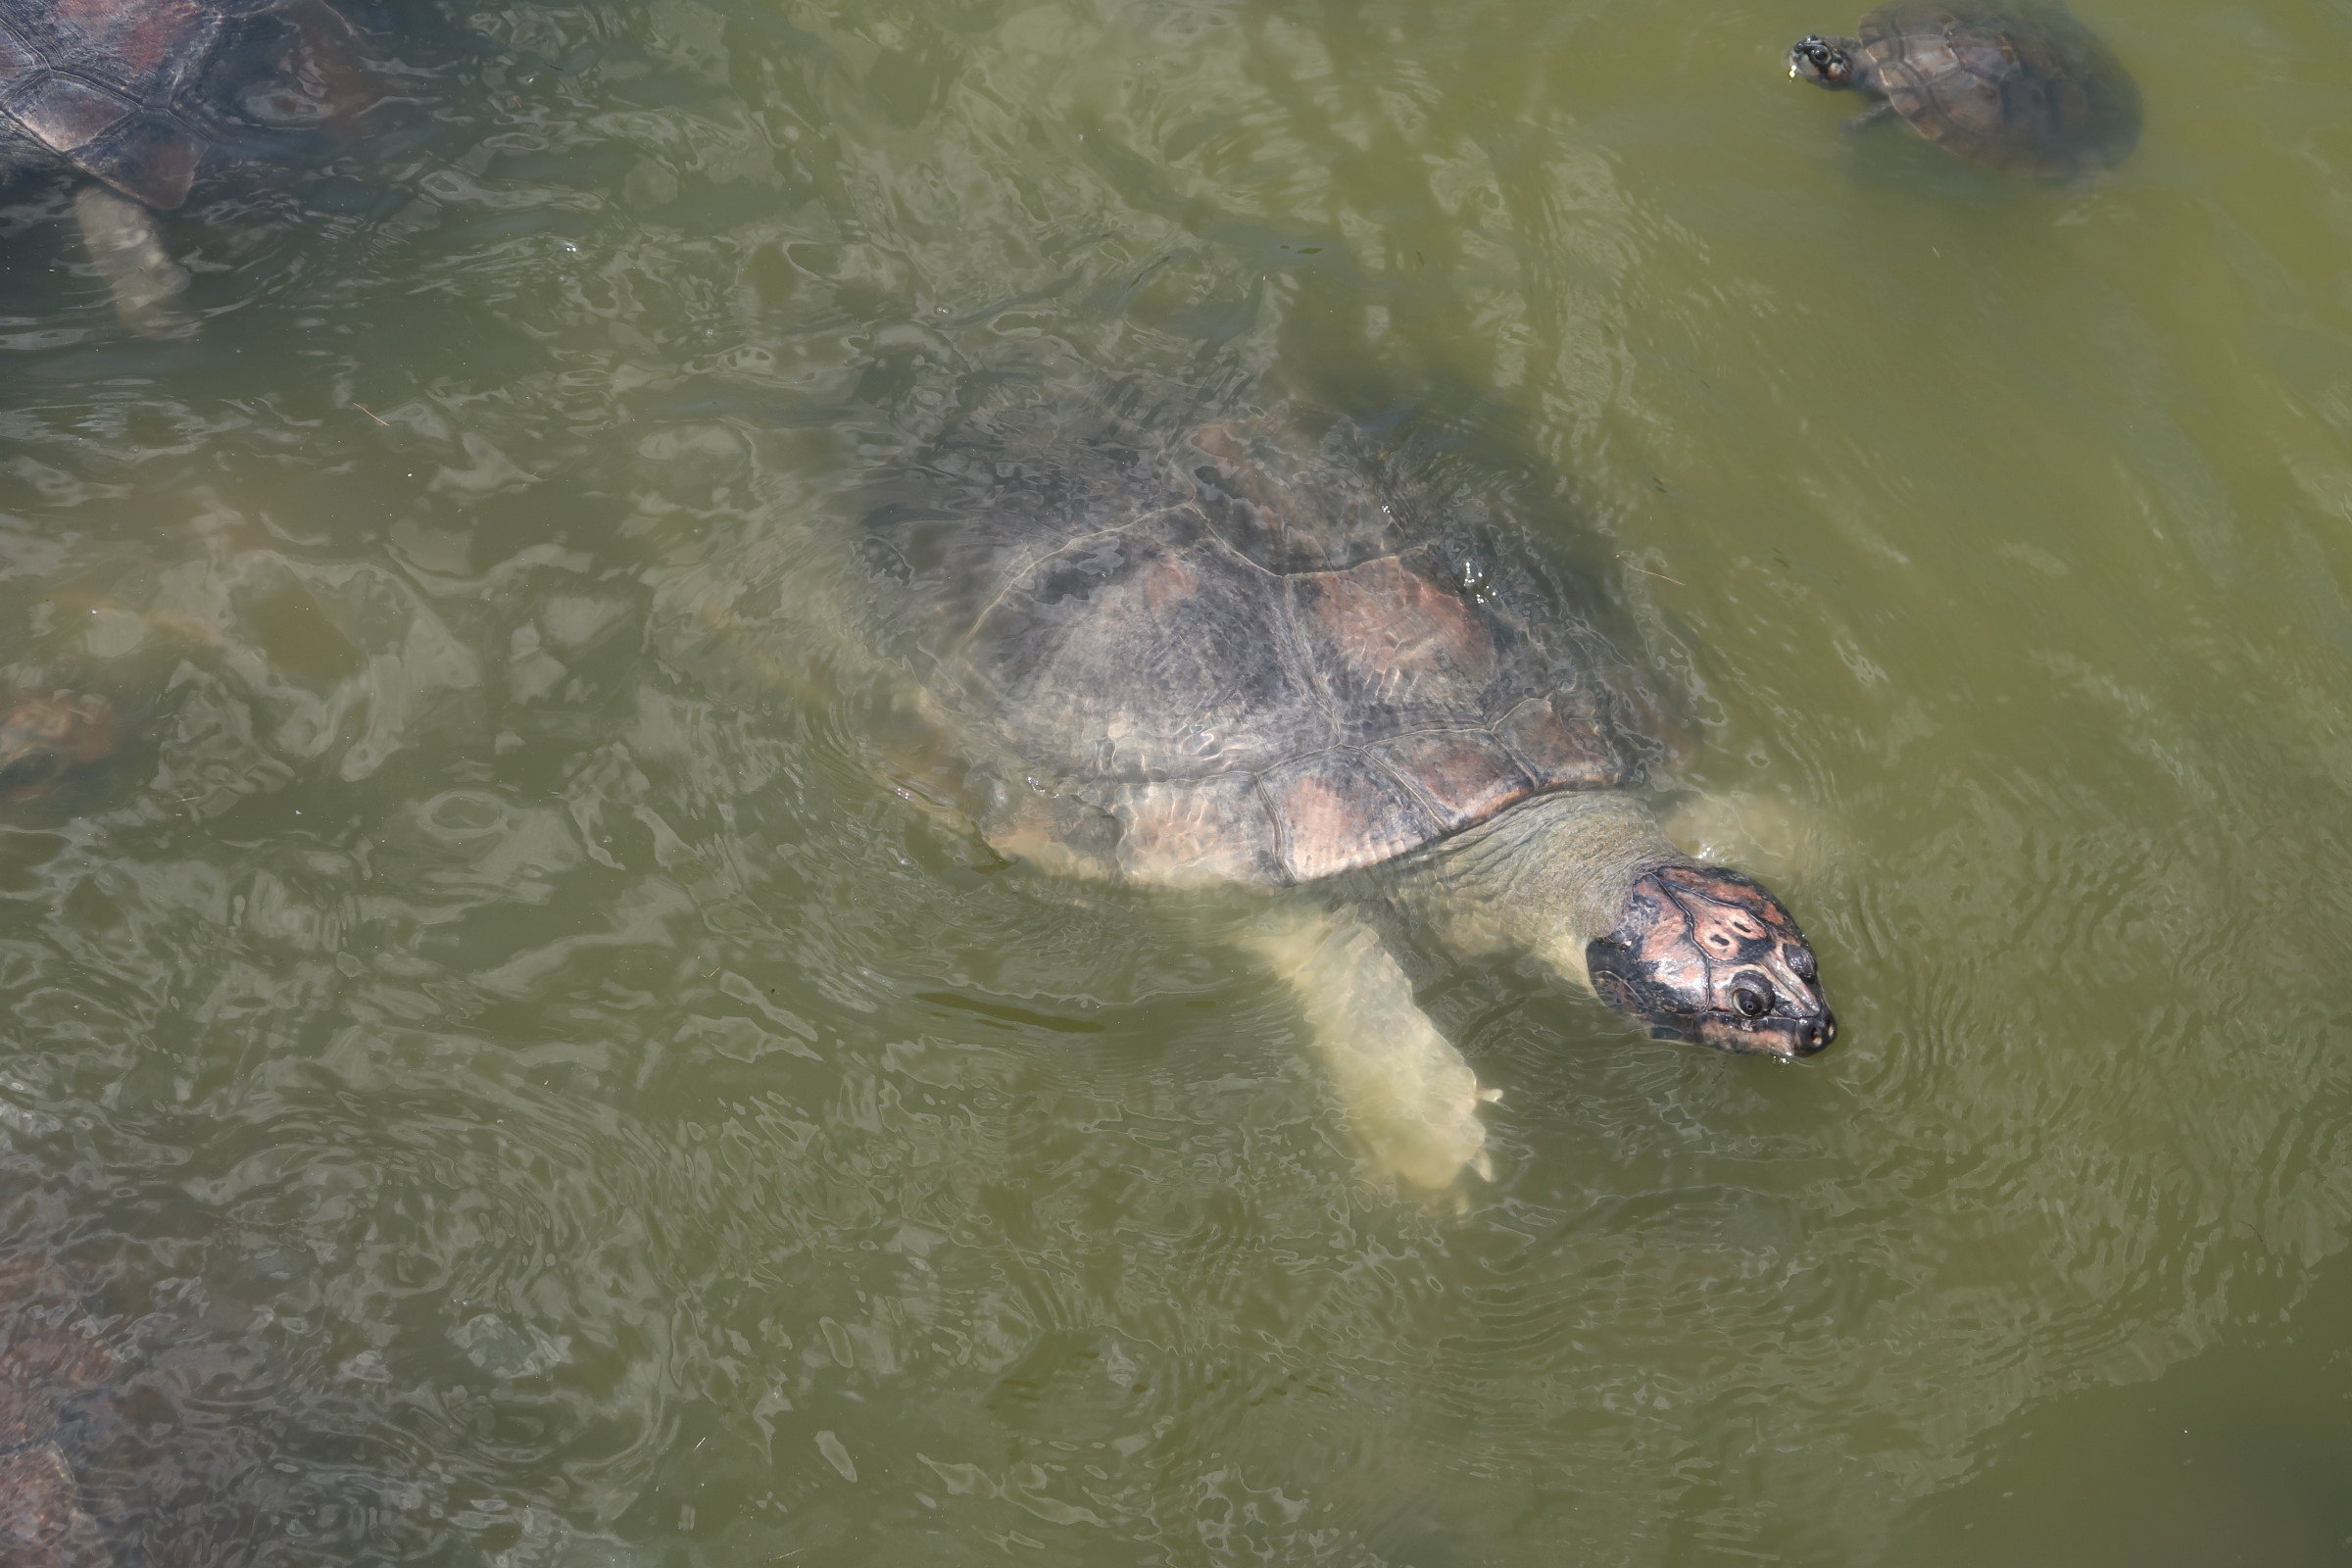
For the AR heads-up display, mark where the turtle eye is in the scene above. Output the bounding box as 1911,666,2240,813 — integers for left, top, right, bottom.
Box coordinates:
1733,984,1771,1019
1790,949,1817,983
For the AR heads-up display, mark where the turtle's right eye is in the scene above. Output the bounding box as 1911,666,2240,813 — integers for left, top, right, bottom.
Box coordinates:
1733,984,1770,1019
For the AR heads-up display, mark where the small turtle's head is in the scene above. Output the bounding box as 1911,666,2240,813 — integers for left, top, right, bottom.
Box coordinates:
0,692,121,804
1585,863,1835,1060
1788,34,1863,89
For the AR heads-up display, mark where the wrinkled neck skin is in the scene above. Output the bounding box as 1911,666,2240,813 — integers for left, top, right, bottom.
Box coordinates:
1385,791,1686,988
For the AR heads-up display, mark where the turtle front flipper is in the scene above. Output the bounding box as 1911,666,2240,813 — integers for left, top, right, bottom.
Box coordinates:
71,187,193,339
1242,905,1495,1190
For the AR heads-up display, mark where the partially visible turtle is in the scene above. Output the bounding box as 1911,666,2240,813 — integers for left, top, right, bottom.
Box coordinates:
1788,2,2140,178
0,1254,121,1568
0,0,382,335
695,412,1838,1189
0,691,120,805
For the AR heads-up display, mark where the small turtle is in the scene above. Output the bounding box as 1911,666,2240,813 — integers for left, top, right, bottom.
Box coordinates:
1788,2,2140,178
0,0,381,335
0,691,120,804
0,1254,121,1568
692,413,1837,1189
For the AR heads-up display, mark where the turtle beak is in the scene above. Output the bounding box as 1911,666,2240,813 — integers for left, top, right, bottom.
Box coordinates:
1788,36,1852,86
1693,1002,1836,1060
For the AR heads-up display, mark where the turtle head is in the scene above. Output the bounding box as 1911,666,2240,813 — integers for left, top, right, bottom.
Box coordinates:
1788,35,1864,89
1585,863,1835,1060
0,692,120,804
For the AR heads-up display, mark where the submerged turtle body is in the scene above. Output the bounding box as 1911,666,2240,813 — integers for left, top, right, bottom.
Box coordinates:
675,410,1838,1187
0,690,120,804
879,424,1642,891
0,1256,121,1568
0,0,379,333
1789,3,2139,177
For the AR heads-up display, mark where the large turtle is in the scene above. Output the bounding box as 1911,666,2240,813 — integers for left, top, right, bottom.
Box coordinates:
0,0,380,336
1788,2,2140,178
713,412,1837,1189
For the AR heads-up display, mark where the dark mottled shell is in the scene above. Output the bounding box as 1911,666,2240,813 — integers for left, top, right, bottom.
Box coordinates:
869,424,1645,890
0,0,371,209
0,0,225,207
1861,2,2139,176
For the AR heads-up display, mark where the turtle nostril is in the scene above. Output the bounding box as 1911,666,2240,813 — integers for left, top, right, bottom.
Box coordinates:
1796,1014,1834,1054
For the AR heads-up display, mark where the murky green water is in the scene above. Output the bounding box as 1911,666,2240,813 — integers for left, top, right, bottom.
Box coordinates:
3,0,2351,1561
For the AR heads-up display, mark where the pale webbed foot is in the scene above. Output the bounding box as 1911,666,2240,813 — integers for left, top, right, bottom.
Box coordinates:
1243,904,1493,1191
73,186,195,339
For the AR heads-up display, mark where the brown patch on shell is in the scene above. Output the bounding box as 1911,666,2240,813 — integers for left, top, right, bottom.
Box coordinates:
1291,553,1496,720
56,0,207,78
1496,695,1620,790
1185,417,1406,574
1138,549,1198,613
1371,730,1533,833
1264,751,1436,883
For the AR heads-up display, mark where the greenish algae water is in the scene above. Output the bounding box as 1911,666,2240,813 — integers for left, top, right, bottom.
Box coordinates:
2,0,2351,1562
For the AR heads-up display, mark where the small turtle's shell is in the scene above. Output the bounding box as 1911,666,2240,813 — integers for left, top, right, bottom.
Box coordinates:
867,421,1649,890
1861,2,2139,177
0,0,373,209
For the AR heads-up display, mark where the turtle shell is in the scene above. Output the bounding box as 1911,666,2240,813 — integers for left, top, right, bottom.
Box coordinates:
864,419,1650,891
1860,2,2139,177
0,0,372,210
